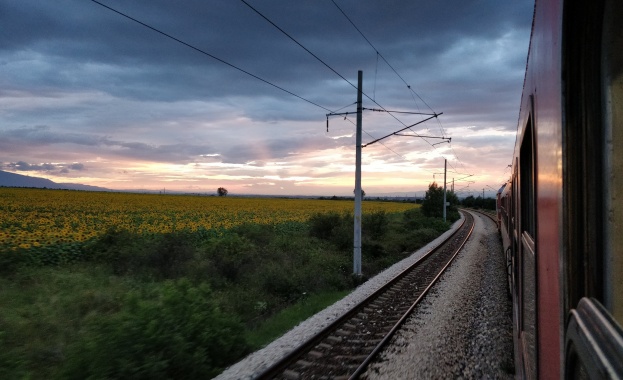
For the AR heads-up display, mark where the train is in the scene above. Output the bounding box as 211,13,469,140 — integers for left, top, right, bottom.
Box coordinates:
496,0,623,378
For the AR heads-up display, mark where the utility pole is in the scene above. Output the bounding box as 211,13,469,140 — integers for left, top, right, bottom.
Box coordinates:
443,158,447,222
354,70,363,276
483,188,485,199
326,70,443,277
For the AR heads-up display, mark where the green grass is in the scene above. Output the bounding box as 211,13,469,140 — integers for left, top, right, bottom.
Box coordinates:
0,207,453,378
0,265,135,379
246,290,350,349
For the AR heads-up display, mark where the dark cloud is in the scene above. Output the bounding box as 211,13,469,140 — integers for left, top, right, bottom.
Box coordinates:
219,135,339,164
1,126,102,146
3,160,86,173
0,0,534,193
8,161,55,171
0,126,218,164
1,0,532,104
103,141,216,163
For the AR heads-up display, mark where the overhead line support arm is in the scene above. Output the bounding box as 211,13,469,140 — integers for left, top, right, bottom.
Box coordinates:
362,112,443,147
362,108,437,116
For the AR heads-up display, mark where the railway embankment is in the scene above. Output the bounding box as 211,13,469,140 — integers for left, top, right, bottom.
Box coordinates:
216,210,513,379
364,210,514,378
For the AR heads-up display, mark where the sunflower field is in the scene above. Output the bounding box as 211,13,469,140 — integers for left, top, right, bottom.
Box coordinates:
1,187,451,379
0,187,415,252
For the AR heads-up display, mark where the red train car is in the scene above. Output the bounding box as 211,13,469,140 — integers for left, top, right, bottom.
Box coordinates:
499,0,623,378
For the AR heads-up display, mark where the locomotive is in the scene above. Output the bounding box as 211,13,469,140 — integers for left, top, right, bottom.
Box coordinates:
497,0,623,378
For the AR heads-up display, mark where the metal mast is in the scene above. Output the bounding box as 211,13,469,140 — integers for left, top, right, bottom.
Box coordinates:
354,70,363,276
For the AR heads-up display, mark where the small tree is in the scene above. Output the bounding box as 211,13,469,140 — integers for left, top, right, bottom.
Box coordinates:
422,182,443,218
217,187,228,197
422,182,459,221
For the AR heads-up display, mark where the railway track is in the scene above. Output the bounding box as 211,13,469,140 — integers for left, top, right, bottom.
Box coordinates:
465,208,497,223
256,211,475,380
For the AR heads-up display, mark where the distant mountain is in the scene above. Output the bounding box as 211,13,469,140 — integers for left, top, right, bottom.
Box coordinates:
0,170,109,191
57,182,110,191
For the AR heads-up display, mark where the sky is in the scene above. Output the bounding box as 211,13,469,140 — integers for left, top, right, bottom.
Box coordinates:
0,0,534,197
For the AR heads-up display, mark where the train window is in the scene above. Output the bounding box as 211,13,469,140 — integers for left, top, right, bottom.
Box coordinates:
563,0,623,377
563,0,622,321
520,120,536,240
602,0,623,326
519,117,537,378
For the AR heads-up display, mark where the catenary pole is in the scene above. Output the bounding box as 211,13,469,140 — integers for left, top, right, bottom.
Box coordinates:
354,70,363,276
443,158,447,222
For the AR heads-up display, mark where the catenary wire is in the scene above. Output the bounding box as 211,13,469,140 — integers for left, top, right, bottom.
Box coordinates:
330,0,436,114
238,0,444,151
89,0,333,113
92,0,456,179
330,0,472,171
239,0,359,93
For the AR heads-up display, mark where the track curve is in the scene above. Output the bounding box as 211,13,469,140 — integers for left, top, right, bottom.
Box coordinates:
256,211,475,379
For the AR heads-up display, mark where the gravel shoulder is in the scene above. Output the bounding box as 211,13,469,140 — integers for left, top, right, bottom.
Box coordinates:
215,215,465,380
363,210,514,379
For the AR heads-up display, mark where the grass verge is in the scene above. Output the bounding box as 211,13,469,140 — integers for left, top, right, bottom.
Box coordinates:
1,206,456,378
246,290,350,350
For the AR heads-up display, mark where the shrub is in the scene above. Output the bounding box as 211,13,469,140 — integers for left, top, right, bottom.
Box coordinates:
62,279,249,379
146,232,195,279
88,230,196,279
362,241,385,258
362,211,388,239
232,223,274,246
0,249,28,275
203,233,256,283
402,208,450,232
260,262,304,302
308,212,342,240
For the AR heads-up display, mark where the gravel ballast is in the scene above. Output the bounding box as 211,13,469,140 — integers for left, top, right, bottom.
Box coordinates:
363,210,514,379
215,215,465,380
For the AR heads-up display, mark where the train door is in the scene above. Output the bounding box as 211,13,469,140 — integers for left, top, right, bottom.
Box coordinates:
519,117,537,379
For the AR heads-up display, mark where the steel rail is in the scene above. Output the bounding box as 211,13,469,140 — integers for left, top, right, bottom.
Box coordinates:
256,211,474,379
348,211,475,379
464,207,497,223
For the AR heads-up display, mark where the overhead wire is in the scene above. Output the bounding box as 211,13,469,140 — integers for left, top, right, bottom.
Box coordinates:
329,0,435,114
329,0,473,175
329,0,472,173
91,0,380,171
89,0,333,113
92,0,456,178
238,0,446,153
239,0,359,93
361,126,437,175
333,114,437,175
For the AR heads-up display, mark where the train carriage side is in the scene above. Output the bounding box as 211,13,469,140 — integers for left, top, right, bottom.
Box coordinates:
511,0,623,378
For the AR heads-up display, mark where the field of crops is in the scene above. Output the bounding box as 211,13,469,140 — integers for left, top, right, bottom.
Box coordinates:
1,187,446,378
0,188,416,251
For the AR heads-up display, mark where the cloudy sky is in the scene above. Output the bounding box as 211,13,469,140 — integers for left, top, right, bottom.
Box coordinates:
1,0,533,196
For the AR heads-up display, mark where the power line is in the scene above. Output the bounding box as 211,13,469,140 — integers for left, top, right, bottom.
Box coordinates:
94,0,453,178
238,0,443,150
330,0,436,114
324,0,454,155
89,0,332,113
239,0,358,92
89,0,470,188
362,108,435,116
328,0,474,172
336,114,437,175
